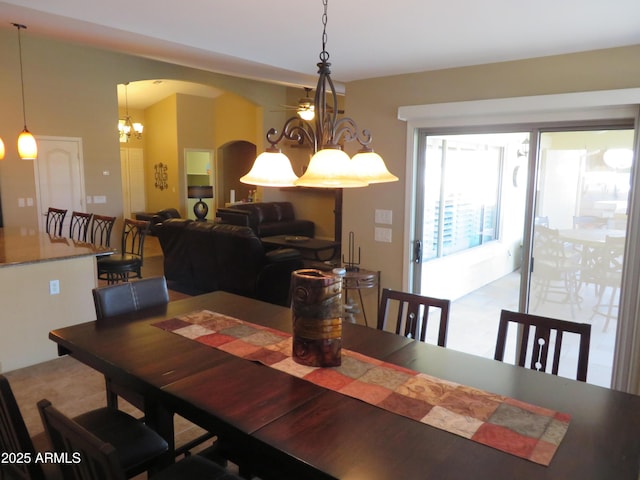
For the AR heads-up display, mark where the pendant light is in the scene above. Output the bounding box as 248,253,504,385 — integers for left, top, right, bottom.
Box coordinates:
241,0,397,188
13,23,37,160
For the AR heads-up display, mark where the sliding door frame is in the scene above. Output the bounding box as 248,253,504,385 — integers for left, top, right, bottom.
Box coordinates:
400,90,640,393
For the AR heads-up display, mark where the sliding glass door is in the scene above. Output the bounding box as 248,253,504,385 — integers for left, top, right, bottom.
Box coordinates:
412,124,634,387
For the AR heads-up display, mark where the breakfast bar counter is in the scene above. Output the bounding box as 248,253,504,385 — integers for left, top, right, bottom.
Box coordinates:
0,227,110,372
0,226,110,266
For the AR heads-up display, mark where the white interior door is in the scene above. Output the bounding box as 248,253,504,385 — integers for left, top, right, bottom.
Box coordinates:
120,147,146,218
34,136,85,233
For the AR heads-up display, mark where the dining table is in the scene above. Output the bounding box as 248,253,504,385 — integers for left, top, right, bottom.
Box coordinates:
49,290,640,479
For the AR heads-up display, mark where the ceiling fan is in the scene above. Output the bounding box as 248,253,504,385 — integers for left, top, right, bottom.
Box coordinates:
273,87,344,120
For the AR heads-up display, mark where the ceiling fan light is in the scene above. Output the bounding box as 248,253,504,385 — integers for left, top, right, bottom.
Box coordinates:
351,150,399,184
240,150,299,187
297,105,315,121
295,148,368,188
18,128,37,160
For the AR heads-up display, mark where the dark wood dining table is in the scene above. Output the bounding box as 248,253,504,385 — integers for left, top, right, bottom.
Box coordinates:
49,291,640,479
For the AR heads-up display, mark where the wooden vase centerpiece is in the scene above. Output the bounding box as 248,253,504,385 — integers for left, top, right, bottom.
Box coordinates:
291,269,343,367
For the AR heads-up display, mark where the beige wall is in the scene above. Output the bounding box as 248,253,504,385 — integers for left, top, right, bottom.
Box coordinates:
145,95,180,213
343,45,640,291
0,27,289,232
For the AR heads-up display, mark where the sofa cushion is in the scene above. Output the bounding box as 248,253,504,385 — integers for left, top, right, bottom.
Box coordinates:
216,202,314,238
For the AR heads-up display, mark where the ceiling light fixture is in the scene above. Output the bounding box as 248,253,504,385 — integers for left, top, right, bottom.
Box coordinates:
241,0,397,188
297,88,315,121
118,82,144,142
13,23,37,160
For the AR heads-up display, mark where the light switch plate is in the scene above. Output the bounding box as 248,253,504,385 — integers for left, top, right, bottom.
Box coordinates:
375,227,392,243
375,209,393,225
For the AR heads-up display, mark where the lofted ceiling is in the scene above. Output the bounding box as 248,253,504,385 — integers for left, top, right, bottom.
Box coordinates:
2,0,640,107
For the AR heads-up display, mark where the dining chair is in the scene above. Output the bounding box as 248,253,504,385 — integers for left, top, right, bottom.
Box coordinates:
68,211,93,242
92,275,169,320
45,207,67,237
494,309,591,382
38,399,240,480
531,225,582,317
97,218,150,284
91,276,218,461
37,399,168,479
89,214,117,248
377,288,450,346
590,235,626,332
92,276,169,411
0,374,50,480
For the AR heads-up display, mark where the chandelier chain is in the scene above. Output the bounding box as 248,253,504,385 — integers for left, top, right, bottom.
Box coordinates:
320,0,329,63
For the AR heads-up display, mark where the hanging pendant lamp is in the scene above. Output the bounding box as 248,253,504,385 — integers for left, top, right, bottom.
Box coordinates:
13,23,37,160
241,0,397,188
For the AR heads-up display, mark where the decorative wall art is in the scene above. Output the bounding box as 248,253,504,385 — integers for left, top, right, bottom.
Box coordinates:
154,162,168,190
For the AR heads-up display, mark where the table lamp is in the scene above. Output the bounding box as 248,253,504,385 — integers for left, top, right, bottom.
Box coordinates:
187,185,214,221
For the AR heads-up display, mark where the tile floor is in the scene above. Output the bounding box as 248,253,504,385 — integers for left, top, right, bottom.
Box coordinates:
445,270,616,388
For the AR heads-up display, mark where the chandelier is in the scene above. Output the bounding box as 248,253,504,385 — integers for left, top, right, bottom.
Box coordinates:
240,0,397,188
118,82,144,142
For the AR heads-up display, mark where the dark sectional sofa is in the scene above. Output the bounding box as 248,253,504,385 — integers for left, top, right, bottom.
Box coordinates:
156,218,303,306
216,201,314,238
134,208,181,235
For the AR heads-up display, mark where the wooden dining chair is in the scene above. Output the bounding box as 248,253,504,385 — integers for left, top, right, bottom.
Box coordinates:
45,207,67,237
377,288,450,346
38,399,239,480
494,309,591,382
97,218,150,284
68,211,93,242
0,374,49,480
89,214,117,247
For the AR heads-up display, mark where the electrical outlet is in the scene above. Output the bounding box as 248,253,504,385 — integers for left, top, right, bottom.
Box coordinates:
49,279,60,295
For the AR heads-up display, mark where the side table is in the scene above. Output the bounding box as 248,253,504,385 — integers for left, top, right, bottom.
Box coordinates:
342,268,381,327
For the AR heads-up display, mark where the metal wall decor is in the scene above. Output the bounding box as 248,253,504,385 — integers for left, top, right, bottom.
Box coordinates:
154,162,168,190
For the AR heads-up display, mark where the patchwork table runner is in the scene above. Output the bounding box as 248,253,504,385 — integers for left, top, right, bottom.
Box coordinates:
153,310,570,465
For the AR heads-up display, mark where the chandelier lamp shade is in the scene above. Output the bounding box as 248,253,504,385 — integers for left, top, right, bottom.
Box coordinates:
13,23,37,160
118,82,144,142
240,0,397,188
